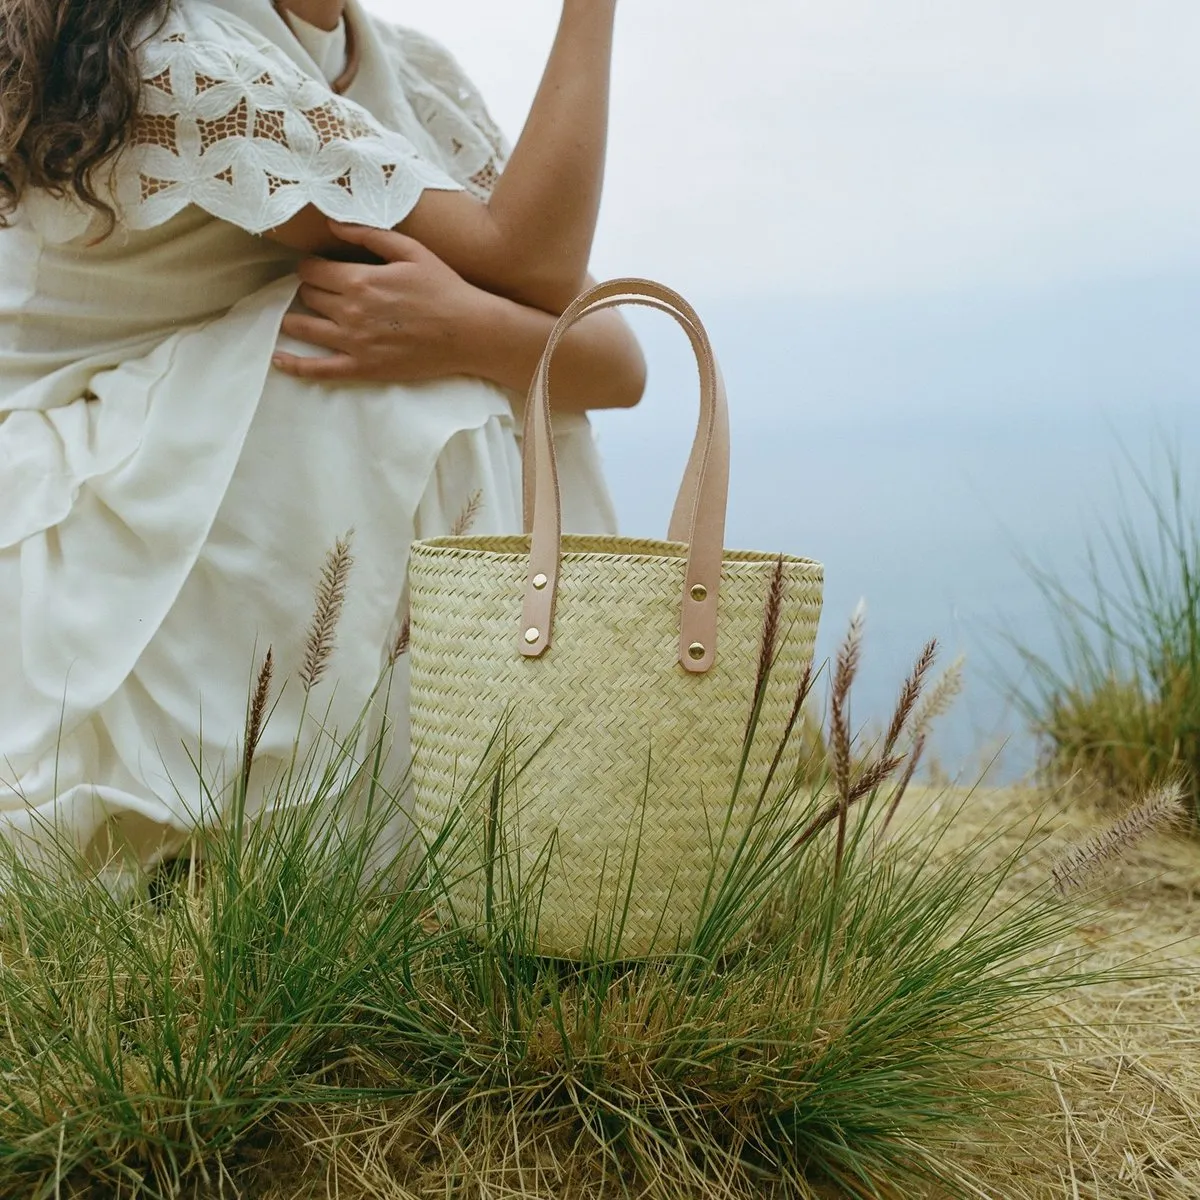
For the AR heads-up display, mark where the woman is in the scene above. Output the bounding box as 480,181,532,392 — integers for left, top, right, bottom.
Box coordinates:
0,0,645,876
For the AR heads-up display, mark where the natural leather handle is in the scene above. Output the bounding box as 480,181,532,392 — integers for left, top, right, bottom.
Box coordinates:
518,279,730,674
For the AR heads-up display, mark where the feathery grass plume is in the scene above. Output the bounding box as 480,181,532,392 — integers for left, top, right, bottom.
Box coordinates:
299,532,355,692
241,647,273,792
388,614,411,666
799,633,946,855
754,556,786,695
831,602,865,874
910,652,965,743
744,556,786,743
847,751,906,804
761,660,815,798
864,639,941,839
450,489,484,537
792,755,907,855
1051,783,1186,895
830,602,865,797
841,638,938,810
882,637,937,758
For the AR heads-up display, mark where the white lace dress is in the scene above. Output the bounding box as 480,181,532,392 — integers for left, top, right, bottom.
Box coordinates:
0,0,618,874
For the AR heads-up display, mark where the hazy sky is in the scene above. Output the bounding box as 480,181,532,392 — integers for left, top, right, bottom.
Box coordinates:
361,0,1200,772
368,0,1200,300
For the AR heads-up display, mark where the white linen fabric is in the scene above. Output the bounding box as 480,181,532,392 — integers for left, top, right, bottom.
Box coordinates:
287,12,348,82
0,0,618,876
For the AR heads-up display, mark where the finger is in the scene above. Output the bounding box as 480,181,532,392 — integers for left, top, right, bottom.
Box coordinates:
296,256,358,292
295,284,347,322
279,313,352,351
328,222,430,264
271,349,360,381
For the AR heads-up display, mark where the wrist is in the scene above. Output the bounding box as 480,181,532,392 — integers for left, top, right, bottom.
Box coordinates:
457,288,516,383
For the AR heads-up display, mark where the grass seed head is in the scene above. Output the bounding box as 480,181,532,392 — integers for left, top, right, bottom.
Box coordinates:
388,614,411,666
1051,782,1188,895
299,532,355,692
830,603,866,805
242,645,274,789
883,637,938,758
910,653,965,744
450,489,484,537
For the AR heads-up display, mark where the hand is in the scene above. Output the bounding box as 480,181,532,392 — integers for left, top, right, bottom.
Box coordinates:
272,222,491,384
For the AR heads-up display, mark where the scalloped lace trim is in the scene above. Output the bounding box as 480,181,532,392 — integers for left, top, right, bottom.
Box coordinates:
117,21,461,234
387,26,511,202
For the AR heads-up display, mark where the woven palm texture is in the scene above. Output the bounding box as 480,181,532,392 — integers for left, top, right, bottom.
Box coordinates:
409,536,822,957
408,279,823,958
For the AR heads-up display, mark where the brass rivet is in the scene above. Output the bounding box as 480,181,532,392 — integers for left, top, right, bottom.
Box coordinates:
532,573,548,590
688,642,706,661
690,583,708,602
524,627,541,645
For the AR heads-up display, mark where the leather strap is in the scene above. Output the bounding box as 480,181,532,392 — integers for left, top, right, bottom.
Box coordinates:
519,279,730,674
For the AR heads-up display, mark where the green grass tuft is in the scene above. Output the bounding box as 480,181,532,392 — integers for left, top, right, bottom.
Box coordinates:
1007,442,1200,818
0,618,1133,1199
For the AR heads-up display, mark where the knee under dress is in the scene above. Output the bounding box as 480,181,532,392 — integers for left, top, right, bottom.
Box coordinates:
0,0,618,874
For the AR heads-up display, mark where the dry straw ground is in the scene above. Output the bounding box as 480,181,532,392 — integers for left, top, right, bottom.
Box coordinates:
923,786,1200,1200
1,760,1193,1199
3,533,1193,1199
209,784,1197,1200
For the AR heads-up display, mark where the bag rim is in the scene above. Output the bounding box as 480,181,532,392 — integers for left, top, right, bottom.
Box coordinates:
411,534,824,573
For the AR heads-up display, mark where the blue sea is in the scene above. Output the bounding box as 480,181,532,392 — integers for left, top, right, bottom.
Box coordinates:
590,273,1200,782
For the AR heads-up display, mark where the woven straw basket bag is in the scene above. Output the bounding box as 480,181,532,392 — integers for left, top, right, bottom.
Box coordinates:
408,279,823,958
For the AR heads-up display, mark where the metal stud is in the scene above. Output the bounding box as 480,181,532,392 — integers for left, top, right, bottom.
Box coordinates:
524,627,541,645
690,583,708,602
688,642,706,661
532,573,548,590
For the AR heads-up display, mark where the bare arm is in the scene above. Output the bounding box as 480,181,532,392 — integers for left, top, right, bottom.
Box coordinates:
462,285,646,413
265,0,617,313
272,233,646,411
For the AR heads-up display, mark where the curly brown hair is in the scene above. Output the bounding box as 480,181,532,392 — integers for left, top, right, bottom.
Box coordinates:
0,0,173,228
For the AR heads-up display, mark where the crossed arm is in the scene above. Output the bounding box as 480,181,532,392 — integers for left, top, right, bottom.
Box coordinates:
265,0,643,410
267,0,614,313
271,225,647,413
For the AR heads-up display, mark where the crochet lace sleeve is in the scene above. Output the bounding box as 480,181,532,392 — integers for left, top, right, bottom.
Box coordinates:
382,24,511,201
116,21,462,234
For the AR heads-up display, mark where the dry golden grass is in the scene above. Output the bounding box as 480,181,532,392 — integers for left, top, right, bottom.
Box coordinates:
178,785,1199,1200
4,594,1186,1199
915,785,1200,1200
1032,671,1199,814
